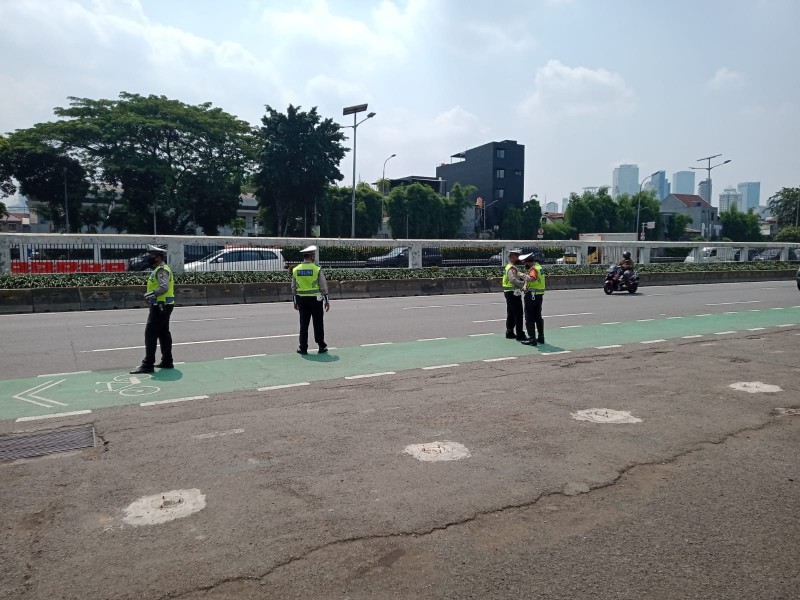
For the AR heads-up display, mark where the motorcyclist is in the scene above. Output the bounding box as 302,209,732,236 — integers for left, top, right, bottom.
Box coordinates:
617,250,634,286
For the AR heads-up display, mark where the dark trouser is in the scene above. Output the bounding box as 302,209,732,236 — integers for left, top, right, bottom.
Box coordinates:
523,291,544,340
142,303,173,367
504,291,525,339
297,295,326,350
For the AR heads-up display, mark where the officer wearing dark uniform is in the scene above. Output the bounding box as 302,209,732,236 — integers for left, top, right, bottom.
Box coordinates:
292,245,330,355
519,251,546,345
131,245,175,374
502,248,528,342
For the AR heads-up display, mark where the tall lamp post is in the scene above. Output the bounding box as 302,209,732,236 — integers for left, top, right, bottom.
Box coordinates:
62,167,70,233
381,153,396,216
636,170,659,240
690,154,731,241
343,103,376,238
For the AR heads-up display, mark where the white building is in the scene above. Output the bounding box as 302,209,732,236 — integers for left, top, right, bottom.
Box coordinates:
719,187,743,212
672,171,695,195
612,164,639,199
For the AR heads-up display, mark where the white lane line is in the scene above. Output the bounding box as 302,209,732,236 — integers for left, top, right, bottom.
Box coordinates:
723,311,739,315
473,318,505,323
602,322,621,325
361,342,393,347
705,300,760,306
82,334,296,352
38,371,90,377
560,325,582,329
541,351,571,356
714,331,736,335
405,302,504,310
778,324,796,327
771,307,785,310
469,333,495,337
422,364,460,370
258,382,310,391
483,357,518,362
695,314,712,317
140,395,208,407
345,372,396,379
474,312,593,323
748,309,762,312
16,410,91,422
596,344,622,349
637,319,654,322
681,335,703,339
666,317,685,320
86,317,243,328
193,429,245,439
224,354,266,360
13,380,68,408
747,327,766,331
640,339,666,344
417,337,447,341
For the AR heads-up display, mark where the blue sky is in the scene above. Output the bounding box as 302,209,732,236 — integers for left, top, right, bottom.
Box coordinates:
1,0,797,208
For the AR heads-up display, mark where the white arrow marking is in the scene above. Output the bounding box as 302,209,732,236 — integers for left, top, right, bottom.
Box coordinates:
13,380,67,408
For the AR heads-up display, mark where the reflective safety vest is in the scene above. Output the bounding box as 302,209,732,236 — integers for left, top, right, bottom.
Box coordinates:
293,262,321,296
502,263,517,290
147,264,175,303
527,263,545,294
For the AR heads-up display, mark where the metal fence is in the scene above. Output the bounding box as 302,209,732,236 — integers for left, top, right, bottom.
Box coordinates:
1,233,798,275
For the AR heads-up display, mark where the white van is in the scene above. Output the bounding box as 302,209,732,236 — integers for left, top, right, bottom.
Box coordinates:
684,246,738,263
184,247,286,272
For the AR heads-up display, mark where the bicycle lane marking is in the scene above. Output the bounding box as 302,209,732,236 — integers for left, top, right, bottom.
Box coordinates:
0,307,797,422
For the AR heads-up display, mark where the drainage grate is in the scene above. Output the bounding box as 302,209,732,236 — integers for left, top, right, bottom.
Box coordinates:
0,425,96,461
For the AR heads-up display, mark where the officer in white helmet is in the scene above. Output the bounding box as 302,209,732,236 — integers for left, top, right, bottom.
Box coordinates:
291,245,330,355
131,245,175,373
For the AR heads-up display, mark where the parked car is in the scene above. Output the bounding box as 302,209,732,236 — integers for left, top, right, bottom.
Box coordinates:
184,244,224,264
127,252,153,272
684,246,739,263
364,247,443,268
183,248,286,272
752,248,799,262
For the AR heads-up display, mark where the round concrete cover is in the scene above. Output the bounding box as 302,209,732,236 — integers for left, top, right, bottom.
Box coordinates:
403,441,471,462
123,488,206,526
729,381,783,393
571,408,642,424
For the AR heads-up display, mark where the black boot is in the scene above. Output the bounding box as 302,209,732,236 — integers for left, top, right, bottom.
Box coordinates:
130,365,154,374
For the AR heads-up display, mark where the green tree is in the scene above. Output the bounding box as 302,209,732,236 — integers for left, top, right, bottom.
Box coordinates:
773,226,800,243
542,221,575,240
229,217,246,236
564,192,596,233
665,214,693,241
768,187,800,228
720,205,762,242
0,200,7,220
386,183,453,238
499,206,524,239
254,105,346,236
0,136,16,199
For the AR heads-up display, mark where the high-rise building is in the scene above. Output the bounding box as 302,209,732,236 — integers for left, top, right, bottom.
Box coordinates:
737,182,761,211
672,171,695,195
545,201,559,214
435,140,525,231
612,164,639,199
650,170,669,201
698,179,712,204
719,187,743,212
561,197,570,212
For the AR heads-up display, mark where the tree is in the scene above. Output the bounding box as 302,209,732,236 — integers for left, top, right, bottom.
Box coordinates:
720,205,762,242
564,192,596,233
665,214,692,241
773,226,800,243
229,217,246,236
768,187,800,228
0,136,16,199
0,200,7,220
254,105,346,236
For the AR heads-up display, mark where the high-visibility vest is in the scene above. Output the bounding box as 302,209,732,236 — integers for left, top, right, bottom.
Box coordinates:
502,263,517,290
147,264,175,303
527,263,545,293
293,262,321,296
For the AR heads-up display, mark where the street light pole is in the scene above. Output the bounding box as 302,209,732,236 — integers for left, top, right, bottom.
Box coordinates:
636,170,659,239
689,154,731,241
62,167,70,233
342,103,376,238
381,153,396,218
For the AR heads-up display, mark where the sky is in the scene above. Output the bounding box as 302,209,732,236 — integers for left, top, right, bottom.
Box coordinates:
1,0,798,209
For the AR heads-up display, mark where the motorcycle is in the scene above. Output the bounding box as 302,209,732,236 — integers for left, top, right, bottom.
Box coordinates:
604,263,639,294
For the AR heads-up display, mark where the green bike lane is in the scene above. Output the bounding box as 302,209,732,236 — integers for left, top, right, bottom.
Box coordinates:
2,306,798,422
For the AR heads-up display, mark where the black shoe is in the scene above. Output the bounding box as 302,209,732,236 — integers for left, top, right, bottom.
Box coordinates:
520,339,537,346
130,365,154,374
516,337,528,342
155,362,174,369
297,348,308,355
537,337,545,344
505,332,516,339
318,346,328,354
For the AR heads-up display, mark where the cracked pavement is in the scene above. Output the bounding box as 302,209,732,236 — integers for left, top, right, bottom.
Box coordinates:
1,329,799,599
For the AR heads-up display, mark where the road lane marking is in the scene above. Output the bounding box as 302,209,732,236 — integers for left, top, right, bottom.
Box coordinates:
666,317,685,320
640,339,666,344
602,322,621,325
13,380,68,408
714,331,736,335
637,319,654,322
778,324,796,327
224,354,266,360
361,342,393,347
258,382,310,391
747,327,765,331
417,337,447,341
38,371,90,377
541,351,571,356
483,357,517,362
82,334,296,352
16,410,91,422
706,301,760,306
422,364,460,370
596,345,622,349
473,319,505,323
560,325,582,329
469,333,495,337
193,429,245,439
140,395,209,407
86,317,243,328
474,312,592,323
681,335,703,339
345,372,396,379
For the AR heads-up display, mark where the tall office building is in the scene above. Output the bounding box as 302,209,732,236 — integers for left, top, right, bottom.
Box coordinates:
698,179,712,204
737,182,761,211
612,164,639,199
561,197,570,212
650,170,669,201
672,171,695,195
719,187,743,212
545,201,559,214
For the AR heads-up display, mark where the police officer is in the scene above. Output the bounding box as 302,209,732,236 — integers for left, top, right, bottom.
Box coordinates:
292,245,330,355
502,248,527,342
519,250,546,345
130,245,175,374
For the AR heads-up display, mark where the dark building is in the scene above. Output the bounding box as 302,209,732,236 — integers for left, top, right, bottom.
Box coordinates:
387,175,446,195
435,140,525,231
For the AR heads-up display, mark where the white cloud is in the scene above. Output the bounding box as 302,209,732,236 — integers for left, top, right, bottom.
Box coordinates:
707,67,745,90
518,60,635,121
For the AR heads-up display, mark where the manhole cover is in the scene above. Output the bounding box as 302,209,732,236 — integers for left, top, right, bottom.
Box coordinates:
571,409,642,424
123,489,206,526
0,425,96,461
730,381,783,393
403,441,470,462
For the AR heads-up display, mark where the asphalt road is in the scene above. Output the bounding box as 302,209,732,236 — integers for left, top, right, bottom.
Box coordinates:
1,280,799,600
